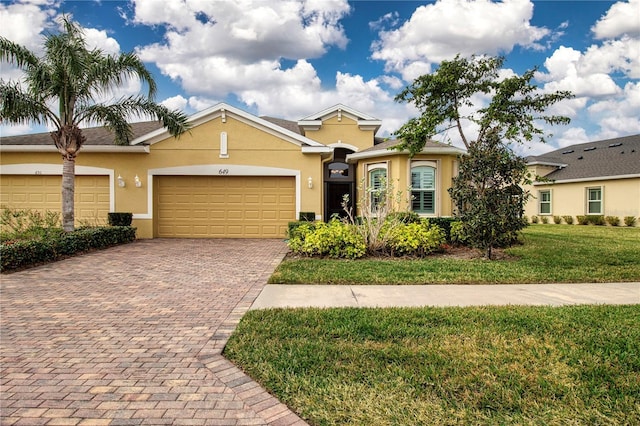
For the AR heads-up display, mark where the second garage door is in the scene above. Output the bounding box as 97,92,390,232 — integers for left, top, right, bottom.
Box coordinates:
155,175,295,238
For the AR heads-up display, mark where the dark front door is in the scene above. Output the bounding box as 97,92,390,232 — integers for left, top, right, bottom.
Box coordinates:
325,182,353,220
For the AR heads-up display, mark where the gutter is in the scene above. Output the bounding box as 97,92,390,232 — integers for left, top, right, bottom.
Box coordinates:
533,174,640,185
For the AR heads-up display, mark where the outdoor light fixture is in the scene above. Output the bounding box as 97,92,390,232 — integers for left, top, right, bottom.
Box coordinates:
134,175,142,188
308,176,313,189
117,175,125,188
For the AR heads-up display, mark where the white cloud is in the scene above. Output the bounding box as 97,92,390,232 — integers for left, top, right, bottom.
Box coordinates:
133,0,351,97
588,81,640,136
0,0,55,53
538,46,621,97
370,0,551,81
592,0,640,39
161,95,188,112
83,28,121,55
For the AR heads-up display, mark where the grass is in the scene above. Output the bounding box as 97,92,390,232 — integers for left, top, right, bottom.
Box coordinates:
270,225,640,284
225,305,640,425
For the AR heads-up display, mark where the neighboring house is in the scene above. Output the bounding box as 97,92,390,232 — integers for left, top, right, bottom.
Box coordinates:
523,134,640,224
0,103,465,239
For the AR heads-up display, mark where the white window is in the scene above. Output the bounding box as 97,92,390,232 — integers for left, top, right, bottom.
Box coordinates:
587,187,603,214
539,190,551,215
411,165,436,214
367,164,387,213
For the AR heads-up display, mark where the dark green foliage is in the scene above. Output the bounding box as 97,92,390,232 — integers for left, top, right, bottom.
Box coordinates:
287,221,318,239
386,211,421,224
553,216,562,224
448,131,530,258
1,226,136,272
393,55,572,154
427,217,457,242
107,212,133,226
624,216,637,227
562,215,574,225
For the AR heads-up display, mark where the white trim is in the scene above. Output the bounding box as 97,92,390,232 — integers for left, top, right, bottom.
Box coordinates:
134,164,301,220
527,161,566,168
299,104,380,122
0,145,149,153
0,163,115,212
538,189,552,215
302,146,333,153
347,146,465,162
410,160,440,216
327,142,359,152
533,173,640,185
586,186,603,215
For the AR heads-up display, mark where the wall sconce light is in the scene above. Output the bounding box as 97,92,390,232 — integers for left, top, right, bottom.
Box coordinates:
307,176,313,189
134,175,142,188
117,175,125,188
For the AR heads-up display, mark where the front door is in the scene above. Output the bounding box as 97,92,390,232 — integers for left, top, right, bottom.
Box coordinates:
325,182,353,220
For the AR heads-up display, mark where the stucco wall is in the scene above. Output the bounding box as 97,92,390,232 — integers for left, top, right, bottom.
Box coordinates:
524,177,640,224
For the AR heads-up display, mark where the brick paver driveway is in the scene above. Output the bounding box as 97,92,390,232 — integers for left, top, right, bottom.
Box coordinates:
1,239,307,426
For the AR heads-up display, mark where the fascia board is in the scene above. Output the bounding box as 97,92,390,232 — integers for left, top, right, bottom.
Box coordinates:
346,146,466,162
301,146,333,154
533,174,640,185
0,145,149,153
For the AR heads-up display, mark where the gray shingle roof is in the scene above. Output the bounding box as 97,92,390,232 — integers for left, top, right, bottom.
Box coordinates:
260,117,302,135
527,134,640,181
0,121,165,146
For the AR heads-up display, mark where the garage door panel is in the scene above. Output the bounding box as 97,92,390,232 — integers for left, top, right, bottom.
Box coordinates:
155,175,295,238
1,175,109,225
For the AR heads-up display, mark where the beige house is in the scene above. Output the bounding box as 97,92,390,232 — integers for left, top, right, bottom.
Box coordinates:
0,103,465,238
523,134,640,224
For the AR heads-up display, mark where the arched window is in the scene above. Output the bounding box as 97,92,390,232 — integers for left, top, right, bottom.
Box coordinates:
411,164,436,214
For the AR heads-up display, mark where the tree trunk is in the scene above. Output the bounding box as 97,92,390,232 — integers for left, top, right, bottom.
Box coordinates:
61,156,75,232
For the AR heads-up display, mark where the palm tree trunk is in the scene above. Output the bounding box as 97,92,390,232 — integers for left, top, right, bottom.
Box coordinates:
61,156,75,232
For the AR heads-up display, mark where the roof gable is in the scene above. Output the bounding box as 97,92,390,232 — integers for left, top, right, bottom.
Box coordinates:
131,103,329,152
297,104,382,134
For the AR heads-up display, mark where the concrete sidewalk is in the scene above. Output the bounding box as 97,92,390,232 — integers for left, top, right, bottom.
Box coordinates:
251,282,640,309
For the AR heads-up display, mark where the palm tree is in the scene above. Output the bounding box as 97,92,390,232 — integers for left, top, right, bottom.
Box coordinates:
0,16,189,231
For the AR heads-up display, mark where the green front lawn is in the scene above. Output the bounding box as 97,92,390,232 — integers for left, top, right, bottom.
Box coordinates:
270,225,640,284
225,305,640,425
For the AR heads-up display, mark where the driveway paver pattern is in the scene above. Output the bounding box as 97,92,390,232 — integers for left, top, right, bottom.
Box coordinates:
1,239,307,426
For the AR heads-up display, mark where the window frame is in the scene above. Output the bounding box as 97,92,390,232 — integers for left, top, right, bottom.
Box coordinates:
410,163,437,215
366,163,388,214
538,189,552,215
586,186,603,215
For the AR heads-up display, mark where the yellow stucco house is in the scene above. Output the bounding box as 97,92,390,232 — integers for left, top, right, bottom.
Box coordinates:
523,134,640,224
1,103,465,238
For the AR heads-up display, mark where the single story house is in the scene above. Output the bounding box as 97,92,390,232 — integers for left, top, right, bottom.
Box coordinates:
0,103,465,238
523,134,640,223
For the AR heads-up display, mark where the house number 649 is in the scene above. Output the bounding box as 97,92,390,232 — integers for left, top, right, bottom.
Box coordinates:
218,168,229,175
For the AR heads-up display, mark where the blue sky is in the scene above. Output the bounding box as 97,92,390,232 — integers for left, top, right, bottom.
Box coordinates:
1,0,639,154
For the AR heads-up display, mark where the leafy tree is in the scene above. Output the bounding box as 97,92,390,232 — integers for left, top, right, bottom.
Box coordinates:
394,55,572,258
448,129,530,259
394,55,572,154
0,16,190,231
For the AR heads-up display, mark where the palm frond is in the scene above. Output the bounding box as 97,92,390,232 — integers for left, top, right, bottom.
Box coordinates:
0,81,57,126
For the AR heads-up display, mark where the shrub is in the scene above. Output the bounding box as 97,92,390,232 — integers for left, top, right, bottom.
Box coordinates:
587,215,606,226
386,211,420,224
1,226,136,272
450,221,468,246
288,220,366,259
605,216,620,226
541,216,549,224
624,216,636,227
531,215,539,223
562,215,574,225
577,215,588,225
387,220,445,257
287,221,317,239
107,212,133,226
553,216,562,224
1,207,62,242
427,217,457,242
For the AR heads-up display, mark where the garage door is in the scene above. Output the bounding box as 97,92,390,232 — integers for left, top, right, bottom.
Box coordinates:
155,175,295,238
0,175,110,225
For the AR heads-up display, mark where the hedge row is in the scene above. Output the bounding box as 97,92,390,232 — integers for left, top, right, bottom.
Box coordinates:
1,226,136,272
